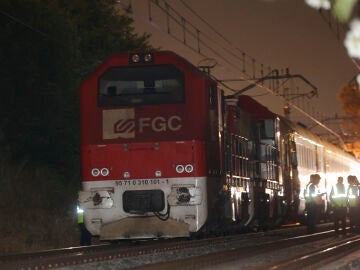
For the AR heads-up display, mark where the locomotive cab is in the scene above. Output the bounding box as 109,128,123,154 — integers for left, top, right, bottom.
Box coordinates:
78,51,223,240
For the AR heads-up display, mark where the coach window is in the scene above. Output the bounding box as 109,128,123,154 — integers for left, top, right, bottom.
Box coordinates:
98,65,185,106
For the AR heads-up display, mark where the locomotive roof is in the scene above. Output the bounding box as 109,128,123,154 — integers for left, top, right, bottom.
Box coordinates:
237,95,276,120
81,50,213,85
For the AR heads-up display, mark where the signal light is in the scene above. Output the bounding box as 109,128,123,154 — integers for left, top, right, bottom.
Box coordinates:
185,164,194,173
175,164,194,174
176,165,185,173
129,52,154,64
101,168,109,176
91,168,110,177
131,54,140,63
144,53,153,62
91,168,100,177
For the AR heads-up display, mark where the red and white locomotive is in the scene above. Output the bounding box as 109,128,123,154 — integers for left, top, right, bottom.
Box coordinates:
78,51,360,240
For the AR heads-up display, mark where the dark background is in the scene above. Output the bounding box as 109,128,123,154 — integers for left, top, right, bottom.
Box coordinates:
0,0,149,252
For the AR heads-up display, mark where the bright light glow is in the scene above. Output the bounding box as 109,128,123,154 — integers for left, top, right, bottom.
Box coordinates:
131,54,140,63
357,74,360,87
123,171,130,178
304,0,331,10
155,170,162,177
344,19,360,59
144,53,153,62
77,206,84,214
296,133,323,147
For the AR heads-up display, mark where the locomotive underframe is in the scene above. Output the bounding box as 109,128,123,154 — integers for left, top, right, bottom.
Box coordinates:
79,177,208,240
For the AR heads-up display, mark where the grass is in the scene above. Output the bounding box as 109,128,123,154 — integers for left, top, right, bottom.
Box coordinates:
0,158,80,253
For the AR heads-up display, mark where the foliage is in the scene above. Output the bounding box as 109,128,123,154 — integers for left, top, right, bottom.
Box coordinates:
0,0,150,252
338,86,360,158
304,0,360,59
304,0,357,23
332,0,357,22
0,0,150,178
305,0,360,159
0,158,79,253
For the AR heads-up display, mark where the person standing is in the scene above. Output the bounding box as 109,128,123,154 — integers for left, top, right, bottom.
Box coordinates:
347,175,360,232
355,176,360,231
330,176,347,233
304,174,323,234
77,205,92,246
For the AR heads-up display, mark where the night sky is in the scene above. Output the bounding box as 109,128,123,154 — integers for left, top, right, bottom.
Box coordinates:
122,0,358,135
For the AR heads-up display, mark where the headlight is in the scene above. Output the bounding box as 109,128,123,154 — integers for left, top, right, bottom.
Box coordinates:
91,168,100,177
185,164,194,173
101,168,110,176
176,165,185,173
129,52,154,64
78,188,114,209
131,53,140,63
144,53,153,62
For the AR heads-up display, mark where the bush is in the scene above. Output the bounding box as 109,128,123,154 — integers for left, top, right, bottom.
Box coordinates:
0,158,79,253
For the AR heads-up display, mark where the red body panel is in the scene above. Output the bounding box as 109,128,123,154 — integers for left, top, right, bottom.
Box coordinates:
81,140,206,180
80,51,221,182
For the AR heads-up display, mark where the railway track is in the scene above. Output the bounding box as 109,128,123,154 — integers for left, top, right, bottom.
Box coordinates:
267,235,360,269
2,223,356,270
135,231,360,270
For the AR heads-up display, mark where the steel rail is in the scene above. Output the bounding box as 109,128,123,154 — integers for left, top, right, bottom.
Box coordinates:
130,230,340,270
268,235,360,269
0,223,333,270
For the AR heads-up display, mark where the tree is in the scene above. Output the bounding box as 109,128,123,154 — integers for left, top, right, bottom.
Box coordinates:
0,0,150,176
0,0,150,252
304,0,360,59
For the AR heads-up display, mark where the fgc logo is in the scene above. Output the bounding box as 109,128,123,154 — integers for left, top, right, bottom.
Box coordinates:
102,109,182,139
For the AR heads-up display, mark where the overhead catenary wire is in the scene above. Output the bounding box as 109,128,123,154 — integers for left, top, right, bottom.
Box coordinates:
318,8,360,74
148,0,261,77
127,0,344,145
178,0,273,80
179,0,256,68
5,0,343,144
150,0,321,99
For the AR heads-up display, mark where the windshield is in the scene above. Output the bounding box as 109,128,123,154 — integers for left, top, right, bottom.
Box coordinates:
98,65,185,106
